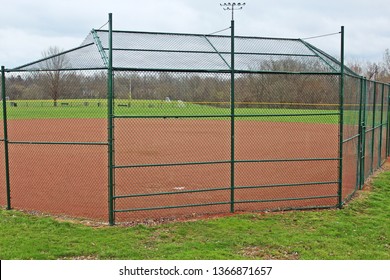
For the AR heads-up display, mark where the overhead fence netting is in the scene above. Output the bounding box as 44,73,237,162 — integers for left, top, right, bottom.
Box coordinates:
86,30,346,73
12,35,106,71
10,29,356,74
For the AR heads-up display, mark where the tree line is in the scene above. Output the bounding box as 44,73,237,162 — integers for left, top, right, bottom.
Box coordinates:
347,49,390,83
5,71,340,108
3,47,389,108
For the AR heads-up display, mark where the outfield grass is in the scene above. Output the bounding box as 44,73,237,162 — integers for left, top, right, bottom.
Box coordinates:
0,166,389,260
1,99,341,124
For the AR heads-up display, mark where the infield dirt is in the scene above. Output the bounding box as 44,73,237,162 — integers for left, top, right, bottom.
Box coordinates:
0,118,344,222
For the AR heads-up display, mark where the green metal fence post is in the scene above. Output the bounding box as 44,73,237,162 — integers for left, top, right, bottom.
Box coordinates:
1,66,11,210
378,83,385,166
361,78,367,188
387,85,390,157
230,19,235,213
338,26,345,208
107,13,115,225
370,82,377,174
357,77,364,190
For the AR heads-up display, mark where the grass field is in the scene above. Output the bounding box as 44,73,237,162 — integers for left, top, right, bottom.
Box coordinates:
0,164,388,260
1,99,342,124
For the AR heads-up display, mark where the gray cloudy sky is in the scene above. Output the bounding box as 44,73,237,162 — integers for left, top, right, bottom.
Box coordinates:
1,0,389,68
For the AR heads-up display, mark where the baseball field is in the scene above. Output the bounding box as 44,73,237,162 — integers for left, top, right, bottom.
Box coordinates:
1,99,350,222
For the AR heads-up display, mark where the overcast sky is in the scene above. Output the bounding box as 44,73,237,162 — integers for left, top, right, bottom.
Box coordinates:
1,0,389,68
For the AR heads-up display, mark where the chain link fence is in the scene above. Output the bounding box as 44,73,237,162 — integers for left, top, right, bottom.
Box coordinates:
1,17,389,224
1,68,108,220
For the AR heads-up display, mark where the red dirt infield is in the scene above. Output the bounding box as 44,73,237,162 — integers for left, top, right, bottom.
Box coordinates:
0,118,347,222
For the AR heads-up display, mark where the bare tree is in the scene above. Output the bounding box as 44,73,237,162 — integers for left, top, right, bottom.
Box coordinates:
383,49,390,82
346,60,364,76
41,46,70,106
365,62,381,80
346,57,389,82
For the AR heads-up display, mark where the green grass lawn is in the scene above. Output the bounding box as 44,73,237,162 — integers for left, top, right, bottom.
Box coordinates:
0,166,389,260
1,99,382,128
1,99,341,124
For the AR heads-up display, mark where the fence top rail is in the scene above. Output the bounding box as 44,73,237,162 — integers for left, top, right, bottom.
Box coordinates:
97,29,305,42
7,43,97,72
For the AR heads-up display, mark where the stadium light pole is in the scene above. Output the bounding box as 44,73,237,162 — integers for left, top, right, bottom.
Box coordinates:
220,2,245,213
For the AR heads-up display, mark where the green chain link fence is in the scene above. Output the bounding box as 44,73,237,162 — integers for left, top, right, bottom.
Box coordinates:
1,14,389,225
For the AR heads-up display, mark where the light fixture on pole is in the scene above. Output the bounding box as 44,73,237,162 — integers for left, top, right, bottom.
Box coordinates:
220,2,246,21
